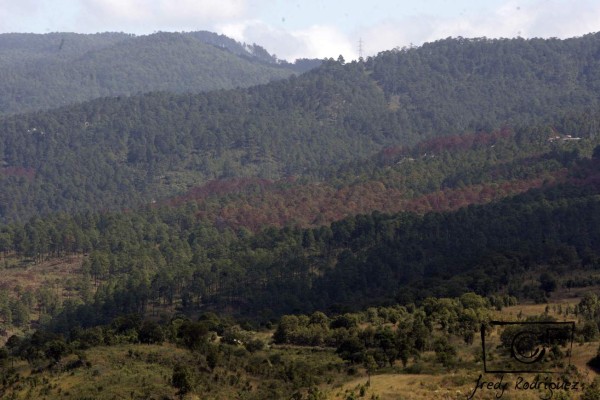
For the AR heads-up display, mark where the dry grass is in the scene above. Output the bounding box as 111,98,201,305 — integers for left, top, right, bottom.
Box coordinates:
497,301,579,322
328,373,481,400
325,293,599,400
2,255,599,399
4,343,184,400
0,254,90,345
326,367,595,400
0,254,86,296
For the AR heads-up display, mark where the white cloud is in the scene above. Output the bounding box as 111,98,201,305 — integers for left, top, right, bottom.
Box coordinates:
357,0,600,58
0,0,251,33
358,17,432,56
219,20,356,61
159,0,246,21
522,0,600,38
77,0,248,31
0,0,52,31
2,0,600,60
291,25,357,60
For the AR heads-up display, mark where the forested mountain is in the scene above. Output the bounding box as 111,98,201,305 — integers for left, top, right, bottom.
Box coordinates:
0,61,392,222
0,31,317,115
163,122,595,230
4,34,600,222
0,140,598,328
4,32,600,399
368,34,600,134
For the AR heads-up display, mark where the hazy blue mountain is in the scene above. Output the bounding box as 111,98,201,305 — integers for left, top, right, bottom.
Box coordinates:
0,31,318,115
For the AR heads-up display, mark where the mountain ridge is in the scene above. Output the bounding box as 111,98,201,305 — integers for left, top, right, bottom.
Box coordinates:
0,30,319,116
2,34,600,223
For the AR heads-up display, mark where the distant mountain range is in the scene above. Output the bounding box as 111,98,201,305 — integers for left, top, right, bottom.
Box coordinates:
2,33,600,222
0,31,320,115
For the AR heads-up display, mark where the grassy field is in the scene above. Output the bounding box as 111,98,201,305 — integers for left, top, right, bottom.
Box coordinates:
325,296,599,400
2,343,185,400
1,313,598,399
0,254,85,295
1,254,599,399
326,342,598,400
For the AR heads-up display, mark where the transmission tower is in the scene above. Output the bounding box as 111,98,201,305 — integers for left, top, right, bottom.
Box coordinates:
358,38,364,61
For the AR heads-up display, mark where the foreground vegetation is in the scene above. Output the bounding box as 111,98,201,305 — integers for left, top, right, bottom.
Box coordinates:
1,293,600,399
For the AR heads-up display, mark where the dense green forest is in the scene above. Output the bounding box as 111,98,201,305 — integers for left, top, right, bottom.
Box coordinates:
1,32,600,326
368,35,600,134
2,170,600,397
5,34,600,222
0,31,318,116
166,125,592,230
0,60,389,222
3,32,600,399
0,138,597,331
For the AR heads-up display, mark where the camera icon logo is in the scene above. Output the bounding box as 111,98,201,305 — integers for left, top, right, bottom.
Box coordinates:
482,321,575,373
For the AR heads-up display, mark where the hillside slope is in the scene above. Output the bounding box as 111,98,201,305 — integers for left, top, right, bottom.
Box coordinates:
0,31,310,115
3,35,600,222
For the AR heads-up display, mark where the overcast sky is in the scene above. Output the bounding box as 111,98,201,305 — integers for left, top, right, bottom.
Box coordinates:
1,0,599,61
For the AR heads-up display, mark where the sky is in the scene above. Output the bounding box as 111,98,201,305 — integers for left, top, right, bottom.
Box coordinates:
1,0,600,61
